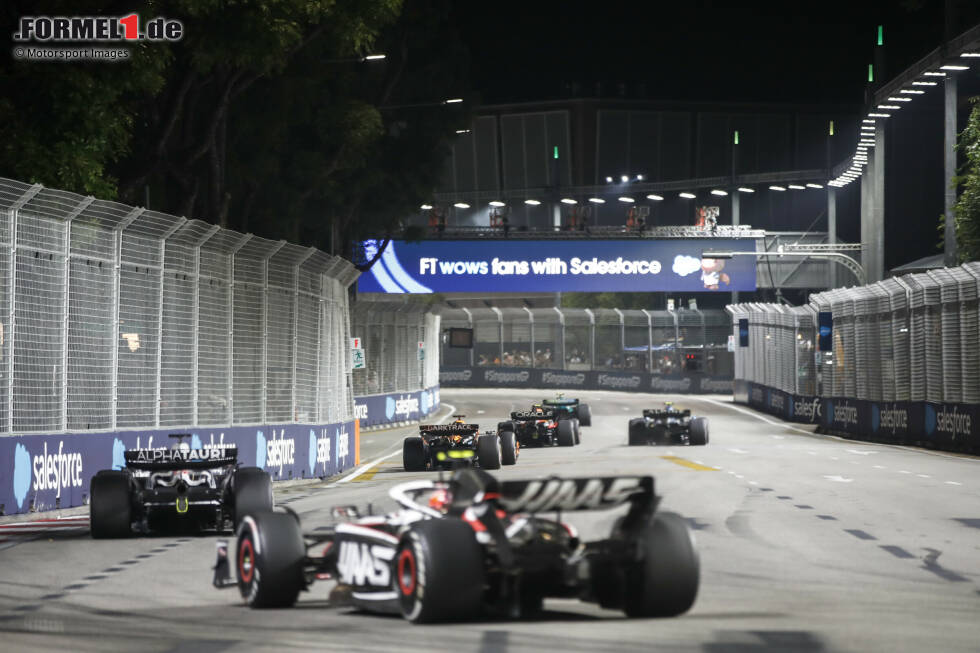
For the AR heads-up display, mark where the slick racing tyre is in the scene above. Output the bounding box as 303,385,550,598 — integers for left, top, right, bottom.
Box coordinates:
627,418,646,446
622,512,699,617
396,519,484,623
689,417,709,446
403,436,427,471
237,512,305,608
233,467,274,528
477,434,502,470
557,419,576,447
497,421,516,434
500,430,518,465
571,417,581,445
90,471,132,539
577,403,592,427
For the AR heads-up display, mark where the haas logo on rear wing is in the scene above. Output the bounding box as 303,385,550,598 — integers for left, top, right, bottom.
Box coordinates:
510,410,556,420
497,476,653,512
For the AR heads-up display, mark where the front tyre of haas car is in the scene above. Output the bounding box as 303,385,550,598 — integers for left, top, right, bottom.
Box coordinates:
500,430,519,465
477,434,502,469
90,471,133,539
688,417,709,446
627,418,647,446
232,467,274,528
556,419,576,447
396,519,485,623
577,403,592,426
621,511,699,617
237,512,305,608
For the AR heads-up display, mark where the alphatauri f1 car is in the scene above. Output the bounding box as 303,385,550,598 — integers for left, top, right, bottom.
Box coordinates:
498,406,579,447
89,434,273,537
541,394,592,426
403,416,517,471
628,402,709,446
213,468,700,622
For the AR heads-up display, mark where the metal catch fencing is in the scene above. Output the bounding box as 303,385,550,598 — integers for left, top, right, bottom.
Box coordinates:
349,302,441,396
439,307,733,377
0,177,361,434
728,261,980,404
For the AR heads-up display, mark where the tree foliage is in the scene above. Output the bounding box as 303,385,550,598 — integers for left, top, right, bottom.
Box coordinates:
952,97,980,263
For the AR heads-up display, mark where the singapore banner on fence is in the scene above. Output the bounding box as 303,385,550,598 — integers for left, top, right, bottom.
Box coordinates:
440,366,732,395
0,420,357,517
353,385,441,428
736,379,979,453
357,239,758,293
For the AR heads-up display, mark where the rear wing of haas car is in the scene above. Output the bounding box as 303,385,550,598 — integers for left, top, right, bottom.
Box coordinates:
483,475,655,513
124,447,238,470
510,409,557,421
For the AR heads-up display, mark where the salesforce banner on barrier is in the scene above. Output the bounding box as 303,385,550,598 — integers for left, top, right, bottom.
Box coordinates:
439,366,731,395
357,239,757,293
353,385,441,428
739,380,979,452
0,421,356,516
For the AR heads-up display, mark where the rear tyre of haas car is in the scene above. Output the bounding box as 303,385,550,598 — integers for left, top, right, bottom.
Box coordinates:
397,519,485,622
622,511,699,618
90,471,132,539
500,430,518,465
477,434,502,469
556,419,575,447
237,512,305,608
627,418,646,446
403,436,427,471
233,467,274,528
689,417,709,446
577,403,592,427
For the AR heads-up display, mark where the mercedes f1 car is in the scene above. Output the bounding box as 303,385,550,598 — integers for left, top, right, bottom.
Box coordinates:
497,406,580,447
541,394,592,426
213,468,700,622
628,402,709,446
403,416,517,471
89,434,273,538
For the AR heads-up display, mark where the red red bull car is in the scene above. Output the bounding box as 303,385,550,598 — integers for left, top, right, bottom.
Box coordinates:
213,468,700,623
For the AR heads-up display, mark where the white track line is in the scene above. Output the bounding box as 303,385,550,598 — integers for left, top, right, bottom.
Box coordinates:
326,403,456,487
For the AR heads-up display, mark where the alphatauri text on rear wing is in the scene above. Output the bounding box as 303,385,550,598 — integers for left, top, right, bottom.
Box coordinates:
123,447,239,470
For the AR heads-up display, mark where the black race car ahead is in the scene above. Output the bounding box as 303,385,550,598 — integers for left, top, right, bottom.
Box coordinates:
213,468,700,622
89,434,273,538
541,394,592,426
628,403,709,446
403,417,517,471
498,406,579,447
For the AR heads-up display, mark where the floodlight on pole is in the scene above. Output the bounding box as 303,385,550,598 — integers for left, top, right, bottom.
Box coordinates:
737,187,755,193
605,176,613,183
887,97,911,102
489,201,506,207
912,80,938,86
679,192,696,199
453,202,470,209
710,189,728,196
524,199,541,206
939,65,969,71
588,197,606,204
363,54,387,61
900,89,925,94
618,196,635,203
420,204,433,210
923,71,946,76
455,129,471,134
878,105,901,110
443,98,464,104
868,113,891,118
560,198,577,205
646,194,664,201
620,175,629,183
961,53,980,57
788,184,805,190
769,185,786,192
806,183,823,189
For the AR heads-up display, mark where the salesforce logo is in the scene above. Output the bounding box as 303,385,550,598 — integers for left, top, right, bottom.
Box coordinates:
927,404,972,441
793,397,822,422
873,404,908,434
13,442,31,509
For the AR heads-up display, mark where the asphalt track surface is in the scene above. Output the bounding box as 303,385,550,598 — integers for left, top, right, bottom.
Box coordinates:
1,388,979,652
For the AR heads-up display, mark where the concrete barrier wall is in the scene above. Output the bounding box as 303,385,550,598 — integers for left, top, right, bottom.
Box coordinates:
0,420,357,516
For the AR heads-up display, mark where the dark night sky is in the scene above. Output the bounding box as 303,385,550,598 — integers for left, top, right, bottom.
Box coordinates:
454,1,959,106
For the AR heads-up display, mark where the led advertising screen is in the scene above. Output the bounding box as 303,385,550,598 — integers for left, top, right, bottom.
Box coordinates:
357,239,757,293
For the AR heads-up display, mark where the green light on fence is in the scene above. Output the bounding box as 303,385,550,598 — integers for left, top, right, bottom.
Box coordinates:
734,130,739,145
877,25,883,46
829,120,834,136
868,64,874,82
553,146,559,159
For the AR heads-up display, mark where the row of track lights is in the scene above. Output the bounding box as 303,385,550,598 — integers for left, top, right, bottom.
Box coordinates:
426,184,829,210
829,52,976,188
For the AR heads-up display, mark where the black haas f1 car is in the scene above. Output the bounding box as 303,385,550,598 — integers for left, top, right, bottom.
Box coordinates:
498,406,579,447
541,394,592,426
213,468,699,622
89,434,273,538
403,416,517,471
628,402,709,446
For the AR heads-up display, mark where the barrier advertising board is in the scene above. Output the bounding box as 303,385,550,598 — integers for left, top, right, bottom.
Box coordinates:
357,239,758,293
352,385,441,428
439,366,731,395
